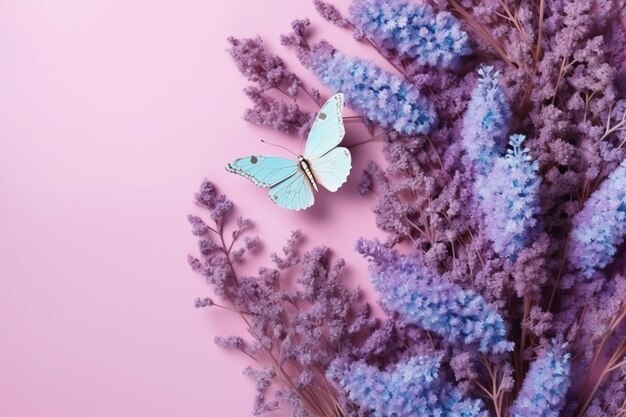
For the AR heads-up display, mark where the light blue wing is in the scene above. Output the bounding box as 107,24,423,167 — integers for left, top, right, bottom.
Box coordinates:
309,147,352,192
269,171,315,211
304,93,346,160
225,156,299,187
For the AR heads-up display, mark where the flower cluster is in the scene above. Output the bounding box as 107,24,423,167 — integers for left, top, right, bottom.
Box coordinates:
568,159,626,278
188,181,373,417
227,36,314,136
327,356,485,417
357,239,514,354
461,66,511,175
303,41,437,135
510,341,571,417
349,0,471,68
227,36,301,96
477,134,541,260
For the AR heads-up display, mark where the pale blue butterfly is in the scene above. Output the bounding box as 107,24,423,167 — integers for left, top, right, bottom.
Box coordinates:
226,93,351,211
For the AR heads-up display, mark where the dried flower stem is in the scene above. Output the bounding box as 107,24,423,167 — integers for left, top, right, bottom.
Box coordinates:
496,0,529,46
577,333,626,417
477,358,510,417
534,0,545,62
616,397,626,417
547,243,569,313
576,305,626,417
583,91,597,124
604,106,626,146
346,135,385,149
205,218,345,417
586,305,626,378
467,229,485,268
448,0,512,66
405,214,430,243
515,295,532,391
427,137,446,172
300,84,323,108
551,55,576,105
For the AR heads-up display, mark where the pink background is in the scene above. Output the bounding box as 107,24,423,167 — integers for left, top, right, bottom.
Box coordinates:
0,1,390,416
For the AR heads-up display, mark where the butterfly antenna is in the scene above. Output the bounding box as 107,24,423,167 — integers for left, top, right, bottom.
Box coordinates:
260,139,298,156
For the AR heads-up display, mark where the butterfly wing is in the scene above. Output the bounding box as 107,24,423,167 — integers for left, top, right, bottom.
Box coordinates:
269,171,315,210
226,156,299,187
226,155,314,210
303,93,351,192
304,93,346,160
309,147,352,192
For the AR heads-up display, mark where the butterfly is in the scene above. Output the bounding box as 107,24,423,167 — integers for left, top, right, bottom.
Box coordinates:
225,93,351,211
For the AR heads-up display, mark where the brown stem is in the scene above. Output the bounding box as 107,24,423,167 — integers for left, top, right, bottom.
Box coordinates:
534,0,545,62
299,84,322,108
478,358,507,417
448,0,513,66
515,295,532,392
547,242,568,313
577,337,626,417
347,136,385,149
577,308,626,417
213,219,343,417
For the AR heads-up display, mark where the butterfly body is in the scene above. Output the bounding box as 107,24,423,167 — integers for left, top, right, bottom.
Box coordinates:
226,93,350,211
298,155,319,192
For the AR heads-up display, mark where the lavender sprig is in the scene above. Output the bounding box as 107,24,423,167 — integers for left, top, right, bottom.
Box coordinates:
227,36,313,135
349,0,471,68
462,66,511,175
357,239,514,354
568,159,626,278
328,356,485,417
477,135,541,261
510,341,571,417
188,180,372,417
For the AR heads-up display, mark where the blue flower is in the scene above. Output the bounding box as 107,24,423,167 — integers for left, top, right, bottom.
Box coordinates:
462,66,511,175
357,239,514,354
349,0,471,68
308,41,437,134
510,341,571,417
328,356,485,417
568,159,626,278
477,135,541,260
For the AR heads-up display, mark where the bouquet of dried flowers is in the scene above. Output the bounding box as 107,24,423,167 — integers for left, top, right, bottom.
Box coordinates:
189,1,626,416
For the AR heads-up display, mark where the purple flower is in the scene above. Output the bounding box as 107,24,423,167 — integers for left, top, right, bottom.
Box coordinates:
313,0,349,27
568,160,626,278
357,239,514,354
349,0,471,68
215,335,246,350
193,179,233,223
462,66,511,175
194,297,214,308
358,168,373,196
328,356,485,417
510,341,571,417
243,86,311,134
189,182,372,416
477,135,541,260
303,41,437,134
227,36,301,95
187,214,209,236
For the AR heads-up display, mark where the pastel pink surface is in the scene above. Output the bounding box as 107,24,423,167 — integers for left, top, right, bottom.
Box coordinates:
0,1,388,416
